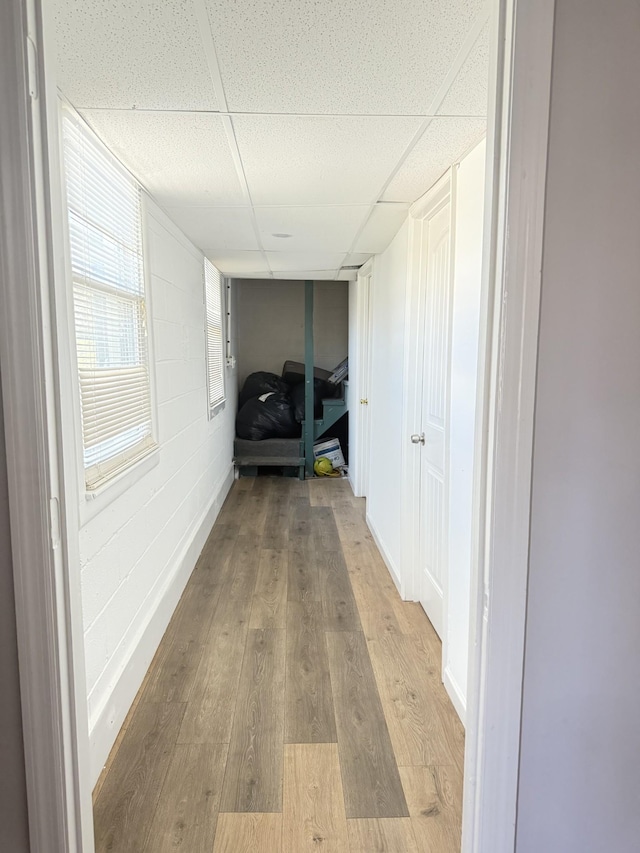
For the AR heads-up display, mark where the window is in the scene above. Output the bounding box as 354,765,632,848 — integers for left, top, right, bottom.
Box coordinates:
62,110,155,489
204,258,225,415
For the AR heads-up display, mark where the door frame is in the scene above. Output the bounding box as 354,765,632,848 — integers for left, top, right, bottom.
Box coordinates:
0,0,94,849
351,258,374,498
462,0,555,849
3,0,556,851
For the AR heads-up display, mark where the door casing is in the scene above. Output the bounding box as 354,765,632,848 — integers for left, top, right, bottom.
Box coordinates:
4,0,557,850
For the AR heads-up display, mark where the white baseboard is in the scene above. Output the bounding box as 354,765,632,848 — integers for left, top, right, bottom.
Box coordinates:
443,664,467,727
366,511,403,597
88,465,234,786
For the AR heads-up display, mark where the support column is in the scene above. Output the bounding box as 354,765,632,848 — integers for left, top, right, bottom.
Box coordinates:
304,280,315,477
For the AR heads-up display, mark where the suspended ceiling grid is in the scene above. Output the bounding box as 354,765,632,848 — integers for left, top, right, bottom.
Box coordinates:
54,0,489,279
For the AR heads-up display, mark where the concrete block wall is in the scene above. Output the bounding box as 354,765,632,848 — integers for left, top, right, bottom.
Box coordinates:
81,199,236,783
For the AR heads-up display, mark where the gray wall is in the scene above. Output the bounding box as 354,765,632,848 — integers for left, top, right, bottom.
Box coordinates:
516,2,640,850
235,279,348,386
0,369,31,851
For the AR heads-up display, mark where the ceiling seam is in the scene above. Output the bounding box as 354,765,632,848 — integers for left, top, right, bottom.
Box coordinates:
74,107,485,119
192,0,271,274
339,3,490,268
192,0,229,112
373,4,491,205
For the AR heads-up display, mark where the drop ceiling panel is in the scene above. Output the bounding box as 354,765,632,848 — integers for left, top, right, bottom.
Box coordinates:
164,207,259,253
205,0,485,114
344,253,374,267
208,251,268,274
256,206,370,252
382,117,487,203
80,111,246,207
273,271,339,280
438,21,490,116
55,0,219,111
352,205,410,254
233,115,423,206
267,252,346,273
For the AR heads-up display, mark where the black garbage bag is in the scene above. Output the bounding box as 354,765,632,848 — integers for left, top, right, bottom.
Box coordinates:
290,379,336,422
239,371,290,409
236,392,301,440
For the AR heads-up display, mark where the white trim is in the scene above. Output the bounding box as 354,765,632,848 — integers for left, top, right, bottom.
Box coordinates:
89,465,233,784
462,1,556,851
444,664,467,726
0,1,92,848
352,258,373,498
366,512,403,597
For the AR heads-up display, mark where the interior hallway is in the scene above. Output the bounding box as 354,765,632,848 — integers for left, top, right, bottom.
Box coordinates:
92,477,464,852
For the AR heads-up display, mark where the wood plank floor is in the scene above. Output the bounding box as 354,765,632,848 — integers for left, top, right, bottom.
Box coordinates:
93,477,464,852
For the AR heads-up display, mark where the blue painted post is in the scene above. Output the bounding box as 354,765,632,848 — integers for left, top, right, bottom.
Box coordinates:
304,280,315,477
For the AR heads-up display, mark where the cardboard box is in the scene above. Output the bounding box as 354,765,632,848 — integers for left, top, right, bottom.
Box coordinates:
313,437,345,470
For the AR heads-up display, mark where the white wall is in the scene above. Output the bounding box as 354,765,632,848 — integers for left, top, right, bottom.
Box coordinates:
236,279,348,385
81,199,236,783
516,2,640,850
445,139,486,721
366,219,410,586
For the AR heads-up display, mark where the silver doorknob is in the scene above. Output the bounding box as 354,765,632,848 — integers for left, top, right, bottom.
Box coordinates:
410,433,425,445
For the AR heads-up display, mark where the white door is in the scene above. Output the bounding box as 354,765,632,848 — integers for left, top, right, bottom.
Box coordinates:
416,201,453,637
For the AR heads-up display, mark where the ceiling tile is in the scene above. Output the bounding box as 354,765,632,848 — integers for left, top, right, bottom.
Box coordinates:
344,253,374,267
438,21,490,117
55,0,218,111
352,205,410,254
272,271,339,280
206,0,485,114
164,207,259,253
227,271,274,279
255,206,370,252
382,117,487,203
233,115,423,206
208,251,269,274
80,111,246,206
267,252,346,272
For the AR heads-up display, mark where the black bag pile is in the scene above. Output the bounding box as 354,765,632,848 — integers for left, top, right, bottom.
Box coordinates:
236,372,301,440
290,378,336,423
238,371,290,409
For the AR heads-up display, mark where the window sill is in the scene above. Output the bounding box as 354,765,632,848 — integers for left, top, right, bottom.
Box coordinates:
209,399,226,420
79,445,160,527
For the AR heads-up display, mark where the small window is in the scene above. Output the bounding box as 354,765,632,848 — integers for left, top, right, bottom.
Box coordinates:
61,110,155,490
204,258,225,416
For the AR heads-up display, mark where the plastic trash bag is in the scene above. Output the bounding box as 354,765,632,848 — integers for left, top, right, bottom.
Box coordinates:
235,392,300,440
239,371,290,409
290,379,335,423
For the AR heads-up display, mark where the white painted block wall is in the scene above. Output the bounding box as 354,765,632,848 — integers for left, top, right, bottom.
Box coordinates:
81,199,236,784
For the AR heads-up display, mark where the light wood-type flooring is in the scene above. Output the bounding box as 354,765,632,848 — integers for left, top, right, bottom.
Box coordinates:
93,477,464,852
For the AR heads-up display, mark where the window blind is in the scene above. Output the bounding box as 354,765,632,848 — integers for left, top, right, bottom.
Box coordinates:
204,258,225,415
62,111,155,489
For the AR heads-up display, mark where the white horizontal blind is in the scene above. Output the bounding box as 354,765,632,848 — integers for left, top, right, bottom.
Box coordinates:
62,111,155,489
204,258,225,415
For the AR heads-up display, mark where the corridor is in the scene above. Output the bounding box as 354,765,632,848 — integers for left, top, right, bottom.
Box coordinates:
92,477,464,852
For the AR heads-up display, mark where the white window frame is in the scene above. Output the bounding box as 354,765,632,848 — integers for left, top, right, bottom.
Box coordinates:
59,104,158,512
204,258,226,418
